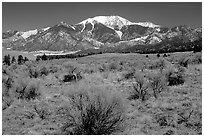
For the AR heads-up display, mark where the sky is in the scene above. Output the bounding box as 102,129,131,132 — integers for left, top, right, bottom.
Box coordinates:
2,2,202,32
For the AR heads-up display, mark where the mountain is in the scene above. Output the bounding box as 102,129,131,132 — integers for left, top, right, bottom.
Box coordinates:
2,15,202,53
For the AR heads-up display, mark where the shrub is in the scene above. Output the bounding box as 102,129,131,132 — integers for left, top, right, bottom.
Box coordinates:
2,75,14,110
25,79,41,100
122,68,135,79
61,67,82,83
157,53,160,58
149,59,165,72
163,54,167,57
189,53,202,65
108,62,118,71
14,78,41,100
63,63,77,73
128,74,149,102
177,110,194,125
60,84,125,135
49,64,59,73
178,56,189,68
33,100,52,120
98,64,107,72
149,74,167,99
2,75,13,93
164,68,185,86
39,66,49,76
28,66,40,78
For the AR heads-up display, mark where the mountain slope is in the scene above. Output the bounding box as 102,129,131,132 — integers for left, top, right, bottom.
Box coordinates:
2,15,202,53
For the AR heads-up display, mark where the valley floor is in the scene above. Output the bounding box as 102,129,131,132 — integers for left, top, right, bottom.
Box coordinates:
2,52,202,135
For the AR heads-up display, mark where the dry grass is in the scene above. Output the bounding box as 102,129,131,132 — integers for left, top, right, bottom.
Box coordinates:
2,52,202,135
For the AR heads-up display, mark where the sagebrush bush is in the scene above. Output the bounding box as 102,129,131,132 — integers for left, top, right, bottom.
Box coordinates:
128,73,149,102
63,62,78,73
108,61,122,71
149,59,166,72
98,64,107,72
33,100,52,120
149,74,167,99
178,56,189,68
14,78,41,100
164,68,185,86
2,75,14,110
60,83,125,135
189,53,202,65
28,66,40,78
122,69,135,79
49,64,59,73
39,66,49,76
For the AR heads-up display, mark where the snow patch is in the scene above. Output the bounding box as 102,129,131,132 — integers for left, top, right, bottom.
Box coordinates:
135,22,161,28
92,15,134,29
21,29,38,39
148,36,162,44
33,50,80,56
78,18,95,32
42,27,50,31
69,25,75,30
115,30,123,39
130,35,149,42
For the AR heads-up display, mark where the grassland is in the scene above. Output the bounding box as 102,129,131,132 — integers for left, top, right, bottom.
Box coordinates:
2,51,202,135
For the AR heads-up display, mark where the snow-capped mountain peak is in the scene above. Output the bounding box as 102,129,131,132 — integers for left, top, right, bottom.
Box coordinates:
77,15,135,30
92,15,134,29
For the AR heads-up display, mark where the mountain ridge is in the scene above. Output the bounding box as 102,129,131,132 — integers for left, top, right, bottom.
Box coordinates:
2,15,202,53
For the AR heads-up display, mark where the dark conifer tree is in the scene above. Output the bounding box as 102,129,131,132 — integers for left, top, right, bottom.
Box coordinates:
3,54,11,65
41,53,47,61
11,56,16,64
24,57,29,62
36,56,41,61
17,55,24,65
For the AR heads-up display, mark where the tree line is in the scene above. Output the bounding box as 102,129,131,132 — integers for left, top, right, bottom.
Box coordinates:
3,54,29,65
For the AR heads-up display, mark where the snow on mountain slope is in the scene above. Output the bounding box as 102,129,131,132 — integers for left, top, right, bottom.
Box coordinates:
77,16,161,30
115,30,123,39
92,15,134,29
77,15,135,30
77,18,96,32
42,27,50,31
135,22,161,28
76,15,162,39
3,15,201,52
21,29,38,39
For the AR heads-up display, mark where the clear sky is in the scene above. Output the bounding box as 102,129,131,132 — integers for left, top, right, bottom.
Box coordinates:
2,2,202,32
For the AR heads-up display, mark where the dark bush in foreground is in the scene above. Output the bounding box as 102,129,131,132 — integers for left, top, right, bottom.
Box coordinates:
60,85,125,135
2,75,14,110
164,68,185,86
61,67,82,82
33,100,52,120
14,78,41,100
149,74,167,98
128,74,149,102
